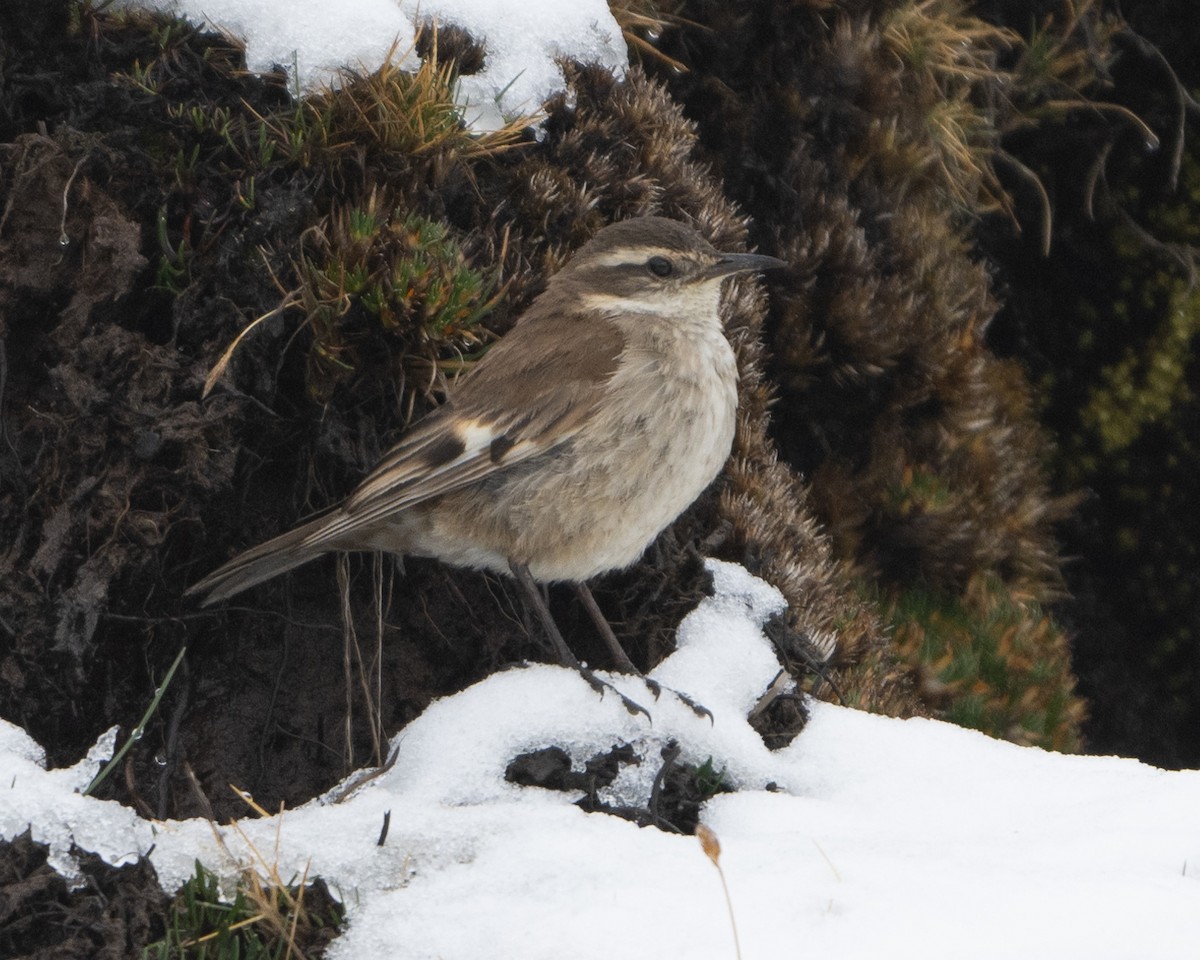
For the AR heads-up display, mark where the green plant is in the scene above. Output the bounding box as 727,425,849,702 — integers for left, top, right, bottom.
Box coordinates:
146,858,343,960
297,204,501,404
885,575,1085,750
84,646,186,797
154,207,192,292
693,757,728,802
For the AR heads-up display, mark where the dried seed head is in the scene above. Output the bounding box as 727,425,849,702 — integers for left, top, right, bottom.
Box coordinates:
696,822,722,865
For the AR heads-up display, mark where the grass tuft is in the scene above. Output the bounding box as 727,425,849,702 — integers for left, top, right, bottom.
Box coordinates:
146,794,344,959
295,35,533,163
296,200,503,406
145,858,344,959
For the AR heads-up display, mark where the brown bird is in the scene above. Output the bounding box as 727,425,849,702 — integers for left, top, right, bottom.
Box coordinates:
187,216,784,697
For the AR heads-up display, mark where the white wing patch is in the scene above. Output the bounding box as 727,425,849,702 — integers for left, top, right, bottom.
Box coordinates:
297,415,546,550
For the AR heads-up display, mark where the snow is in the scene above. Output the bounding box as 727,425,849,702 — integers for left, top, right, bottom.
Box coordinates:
115,0,626,130
3,559,1199,958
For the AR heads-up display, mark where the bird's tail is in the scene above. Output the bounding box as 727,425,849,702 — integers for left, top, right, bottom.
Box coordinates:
185,512,339,607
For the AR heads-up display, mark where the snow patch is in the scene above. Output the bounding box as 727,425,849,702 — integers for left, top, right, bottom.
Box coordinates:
117,0,626,131
4,559,1199,956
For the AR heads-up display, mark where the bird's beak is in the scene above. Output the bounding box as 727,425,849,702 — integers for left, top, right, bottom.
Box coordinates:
706,251,788,279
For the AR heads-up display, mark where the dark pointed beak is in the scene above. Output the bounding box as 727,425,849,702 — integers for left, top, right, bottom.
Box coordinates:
706,251,788,279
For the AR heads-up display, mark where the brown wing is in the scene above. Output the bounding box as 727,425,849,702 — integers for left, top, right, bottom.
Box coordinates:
296,308,624,549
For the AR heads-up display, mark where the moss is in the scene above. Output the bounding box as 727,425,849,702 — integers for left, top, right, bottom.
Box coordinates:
977,12,1200,763
1078,283,1198,457
886,574,1085,751
298,205,499,405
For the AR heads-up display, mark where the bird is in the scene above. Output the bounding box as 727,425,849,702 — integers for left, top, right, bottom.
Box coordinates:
187,216,785,699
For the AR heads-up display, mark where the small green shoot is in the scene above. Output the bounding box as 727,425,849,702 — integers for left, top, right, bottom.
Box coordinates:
84,645,186,797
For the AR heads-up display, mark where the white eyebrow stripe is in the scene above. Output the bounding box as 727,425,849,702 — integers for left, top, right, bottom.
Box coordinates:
583,249,678,268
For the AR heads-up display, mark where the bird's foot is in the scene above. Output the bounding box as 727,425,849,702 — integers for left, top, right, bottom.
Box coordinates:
639,676,712,722
574,661,651,719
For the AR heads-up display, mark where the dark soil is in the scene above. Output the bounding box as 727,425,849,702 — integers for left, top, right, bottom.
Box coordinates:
506,739,734,834
0,831,168,959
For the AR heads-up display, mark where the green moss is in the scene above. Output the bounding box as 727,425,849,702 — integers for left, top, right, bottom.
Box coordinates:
885,464,954,516
300,206,499,404
1079,283,1199,457
884,575,1084,751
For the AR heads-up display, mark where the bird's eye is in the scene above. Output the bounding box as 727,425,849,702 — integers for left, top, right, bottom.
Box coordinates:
647,256,674,278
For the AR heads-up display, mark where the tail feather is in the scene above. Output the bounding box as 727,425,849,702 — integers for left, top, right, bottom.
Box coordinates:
185,513,339,606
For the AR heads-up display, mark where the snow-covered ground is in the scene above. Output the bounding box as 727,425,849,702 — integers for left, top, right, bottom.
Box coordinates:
3,560,1199,958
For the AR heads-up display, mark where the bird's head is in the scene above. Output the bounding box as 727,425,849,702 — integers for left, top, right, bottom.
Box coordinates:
551,217,786,318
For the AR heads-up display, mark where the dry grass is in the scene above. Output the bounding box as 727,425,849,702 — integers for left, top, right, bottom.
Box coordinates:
149,791,343,958
609,1,694,73
304,36,534,160
879,0,1156,251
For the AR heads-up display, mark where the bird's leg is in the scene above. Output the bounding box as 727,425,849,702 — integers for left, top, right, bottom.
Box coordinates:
571,581,639,674
573,581,714,720
508,561,648,719
508,561,580,668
